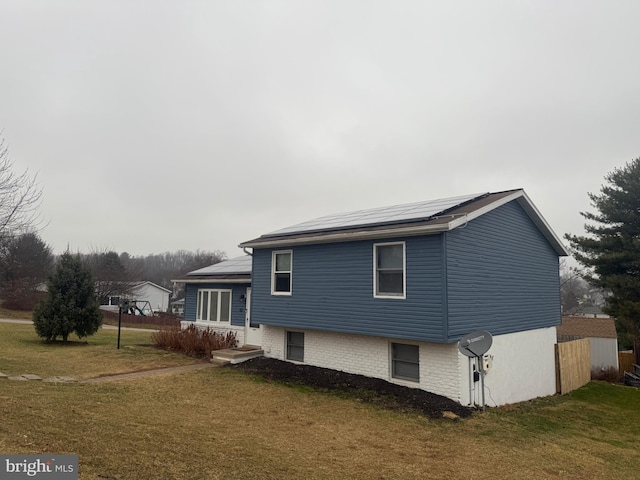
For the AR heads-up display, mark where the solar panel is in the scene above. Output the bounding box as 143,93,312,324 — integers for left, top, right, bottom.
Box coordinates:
187,255,252,276
264,192,486,237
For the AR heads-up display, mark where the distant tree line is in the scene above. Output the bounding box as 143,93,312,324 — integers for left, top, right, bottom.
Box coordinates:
0,239,224,310
87,248,226,302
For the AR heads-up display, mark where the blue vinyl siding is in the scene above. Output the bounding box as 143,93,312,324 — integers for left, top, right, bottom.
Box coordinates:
251,237,446,342
445,201,561,340
183,282,249,327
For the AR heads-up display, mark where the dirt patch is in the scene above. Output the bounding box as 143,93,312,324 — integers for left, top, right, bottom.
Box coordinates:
228,357,474,419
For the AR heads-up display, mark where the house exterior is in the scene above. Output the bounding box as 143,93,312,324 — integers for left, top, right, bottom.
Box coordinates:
133,281,171,313
171,298,185,316
239,189,568,407
557,316,619,375
98,281,171,314
178,256,258,345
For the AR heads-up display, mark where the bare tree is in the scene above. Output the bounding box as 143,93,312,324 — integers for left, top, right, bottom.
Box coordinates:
121,249,226,299
559,258,588,313
84,248,139,303
0,135,43,240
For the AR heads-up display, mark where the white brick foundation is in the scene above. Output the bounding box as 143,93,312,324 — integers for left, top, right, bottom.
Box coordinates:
262,325,558,406
262,326,462,402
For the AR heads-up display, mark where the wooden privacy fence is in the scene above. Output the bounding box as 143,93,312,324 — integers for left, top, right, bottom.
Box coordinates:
556,338,591,394
619,351,635,377
101,309,181,327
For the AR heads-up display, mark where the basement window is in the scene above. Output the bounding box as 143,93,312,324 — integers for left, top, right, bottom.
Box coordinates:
286,331,304,362
391,342,419,382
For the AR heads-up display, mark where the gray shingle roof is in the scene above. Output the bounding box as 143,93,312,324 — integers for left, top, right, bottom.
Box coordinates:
187,255,252,276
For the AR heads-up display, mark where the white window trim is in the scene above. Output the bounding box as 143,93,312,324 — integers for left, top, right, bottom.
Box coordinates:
389,341,420,384
196,289,233,323
285,330,305,363
373,241,406,299
271,250,293,296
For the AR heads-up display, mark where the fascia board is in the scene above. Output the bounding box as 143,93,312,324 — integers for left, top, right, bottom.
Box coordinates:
515,191,569,256
448,189,569,256
239,223,451,249
174,278,252,284
448,190,524,229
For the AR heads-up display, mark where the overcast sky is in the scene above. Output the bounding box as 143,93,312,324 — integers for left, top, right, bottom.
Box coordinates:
1,1,638,259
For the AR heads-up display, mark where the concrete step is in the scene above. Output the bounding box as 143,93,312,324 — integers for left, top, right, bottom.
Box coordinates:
212,346,263,365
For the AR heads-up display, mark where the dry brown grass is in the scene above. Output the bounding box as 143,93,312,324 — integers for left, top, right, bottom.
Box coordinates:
0,305,32,319
0,323,198,379
1,323,639,479
1,370,638,479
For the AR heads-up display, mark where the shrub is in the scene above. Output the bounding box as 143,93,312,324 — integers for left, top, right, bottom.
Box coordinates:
591,366,619,382
152,324,237,358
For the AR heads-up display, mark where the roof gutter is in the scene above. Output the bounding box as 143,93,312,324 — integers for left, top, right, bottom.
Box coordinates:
172,278,252,284
239,222,453,249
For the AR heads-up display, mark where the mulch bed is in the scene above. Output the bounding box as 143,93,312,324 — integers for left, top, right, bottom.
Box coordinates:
228,357,474,419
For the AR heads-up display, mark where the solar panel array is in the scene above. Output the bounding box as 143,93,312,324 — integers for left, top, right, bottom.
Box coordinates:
264,192,486,237
187,255,252,276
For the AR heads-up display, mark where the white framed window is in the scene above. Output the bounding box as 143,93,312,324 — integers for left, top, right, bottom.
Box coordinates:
286,331,304,362
374,242,406,298
272,250,292,295
196,289,232,323
391,342,419,382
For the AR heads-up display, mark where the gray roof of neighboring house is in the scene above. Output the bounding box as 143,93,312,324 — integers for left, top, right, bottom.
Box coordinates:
239,189,569,256
174,255,252,284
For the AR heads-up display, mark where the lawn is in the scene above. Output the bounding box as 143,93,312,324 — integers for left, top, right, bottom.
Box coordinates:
0,323,197,379
1,323,639,479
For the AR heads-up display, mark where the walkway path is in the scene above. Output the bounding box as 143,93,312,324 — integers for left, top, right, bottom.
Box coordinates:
81,363,217,383
2,363,217,384
1,318,215,383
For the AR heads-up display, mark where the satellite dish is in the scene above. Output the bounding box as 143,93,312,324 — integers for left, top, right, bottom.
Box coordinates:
458,330,493,358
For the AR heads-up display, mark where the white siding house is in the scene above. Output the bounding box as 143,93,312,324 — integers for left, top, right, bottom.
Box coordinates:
132,281,171,313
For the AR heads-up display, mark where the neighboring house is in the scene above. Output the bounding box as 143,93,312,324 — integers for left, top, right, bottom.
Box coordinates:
98,281,171,314
171,298,185,316
564,304,610,318
238,189,568,407
177,256,257,345
557,316,619,374
133,281,171,313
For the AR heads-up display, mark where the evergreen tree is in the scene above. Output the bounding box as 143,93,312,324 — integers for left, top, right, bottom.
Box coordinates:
0,232,54,310
33,251,102,342
565,158,640,347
